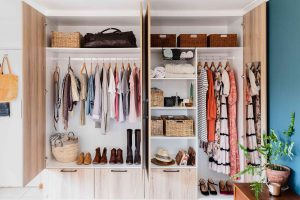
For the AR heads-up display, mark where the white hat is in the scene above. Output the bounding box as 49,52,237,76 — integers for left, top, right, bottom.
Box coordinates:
154,148,173,163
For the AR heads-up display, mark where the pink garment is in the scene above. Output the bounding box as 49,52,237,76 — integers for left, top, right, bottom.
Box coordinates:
114,67,119,122
228,70,240,177
137,68,141,117
129,67,138,122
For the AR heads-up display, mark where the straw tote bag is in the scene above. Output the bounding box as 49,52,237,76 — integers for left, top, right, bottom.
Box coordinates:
0,56,18,103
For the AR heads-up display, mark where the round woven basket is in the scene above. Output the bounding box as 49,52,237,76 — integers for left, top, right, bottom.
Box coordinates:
52,138,79,163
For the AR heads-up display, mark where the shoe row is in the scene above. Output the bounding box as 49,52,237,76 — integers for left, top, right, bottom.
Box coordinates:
199,178,234,196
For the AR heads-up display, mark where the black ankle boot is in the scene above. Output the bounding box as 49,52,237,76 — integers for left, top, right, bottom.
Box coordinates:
126,129,133,165
134,129,141,165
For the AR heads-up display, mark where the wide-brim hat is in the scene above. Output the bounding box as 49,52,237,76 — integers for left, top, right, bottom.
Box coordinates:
151,148,175,166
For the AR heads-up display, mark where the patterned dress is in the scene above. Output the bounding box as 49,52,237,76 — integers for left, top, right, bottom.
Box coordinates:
228,70,240,176
198,67,208,148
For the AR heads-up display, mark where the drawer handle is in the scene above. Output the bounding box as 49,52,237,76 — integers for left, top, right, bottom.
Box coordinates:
163,170,180,173
60,169,77,173
111,170,128,173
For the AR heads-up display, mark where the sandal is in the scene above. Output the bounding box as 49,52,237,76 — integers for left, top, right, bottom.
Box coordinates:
199,179,209,196
226,180,234,195
219,180,228,195
207,178,218,195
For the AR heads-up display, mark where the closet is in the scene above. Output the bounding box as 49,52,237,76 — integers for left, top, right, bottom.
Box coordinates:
145,1,267,199
22,2,144,199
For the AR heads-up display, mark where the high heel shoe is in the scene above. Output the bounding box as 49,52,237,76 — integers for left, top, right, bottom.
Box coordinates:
199,179,209,196
207,179,218,195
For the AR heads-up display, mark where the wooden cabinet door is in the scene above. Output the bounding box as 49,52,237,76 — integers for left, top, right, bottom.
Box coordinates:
149,169,197,199
243,2,267,182
95,169,144,199
43,169,94,199
22,2,46,186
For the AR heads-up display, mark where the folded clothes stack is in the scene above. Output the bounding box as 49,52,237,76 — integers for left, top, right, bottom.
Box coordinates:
154,66,166,78
165,63,195,78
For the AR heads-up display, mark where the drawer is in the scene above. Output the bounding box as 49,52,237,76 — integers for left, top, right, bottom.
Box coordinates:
149,168,197,199
43,169,94,199
95,168,144,199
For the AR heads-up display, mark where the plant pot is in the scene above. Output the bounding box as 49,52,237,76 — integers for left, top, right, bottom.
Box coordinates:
266,164,291,186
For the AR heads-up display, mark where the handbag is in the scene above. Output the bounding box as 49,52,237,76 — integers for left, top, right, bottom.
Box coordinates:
83,28,137,48
0,56,18,103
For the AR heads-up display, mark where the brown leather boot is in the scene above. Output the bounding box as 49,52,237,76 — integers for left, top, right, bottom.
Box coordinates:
109,148,117,164
126,129,133,165
77,152,84,165
84,152,92,165
93,147,101,164
100,148,107,164
116,148,124,164
134,129,141,165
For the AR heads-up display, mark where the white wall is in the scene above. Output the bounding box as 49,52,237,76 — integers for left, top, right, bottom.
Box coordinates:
0,0,23,187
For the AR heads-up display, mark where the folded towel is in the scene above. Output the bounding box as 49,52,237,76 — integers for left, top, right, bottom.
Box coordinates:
165,73,195,78
163,49,173,59
151,70,156,78
180,51,194,59
165,63,195,74
154,66,166,78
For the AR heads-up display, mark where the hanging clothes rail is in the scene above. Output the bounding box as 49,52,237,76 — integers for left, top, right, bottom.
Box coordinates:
50,57,140,61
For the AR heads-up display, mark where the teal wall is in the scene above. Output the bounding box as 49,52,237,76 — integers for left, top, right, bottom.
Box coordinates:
268,0,300,194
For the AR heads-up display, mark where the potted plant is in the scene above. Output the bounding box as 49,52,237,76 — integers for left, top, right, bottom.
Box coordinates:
234,113,296,199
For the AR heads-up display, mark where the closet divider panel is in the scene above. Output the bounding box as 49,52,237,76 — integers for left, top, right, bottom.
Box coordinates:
22,2,46,186
243,2,267,181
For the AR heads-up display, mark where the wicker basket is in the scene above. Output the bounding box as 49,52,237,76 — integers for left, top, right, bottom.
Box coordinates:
151,34,176,47
151,116,164,136
151,88,164,107
50,132,79,163
51,32,82,48
162,115,194,137
177,34,207,47
208,34,237,47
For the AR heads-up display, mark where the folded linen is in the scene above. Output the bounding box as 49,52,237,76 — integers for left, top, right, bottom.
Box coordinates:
151,69,156,78
154,66,166,78
165,63,195,74
165,73,195,78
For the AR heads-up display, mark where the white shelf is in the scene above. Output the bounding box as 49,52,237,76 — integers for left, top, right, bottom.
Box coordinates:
46,47,141,54
151,78,196,80
198,191,233,200
151,164,197,169
151,136,196,140
197,47,243,54
46,160,142,169
151,107,196,110
151,47,242,54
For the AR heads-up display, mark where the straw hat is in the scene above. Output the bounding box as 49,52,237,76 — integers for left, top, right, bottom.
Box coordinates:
151,148,175,166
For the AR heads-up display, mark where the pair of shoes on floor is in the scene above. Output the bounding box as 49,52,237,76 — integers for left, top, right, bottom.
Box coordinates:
92,147,108,165
199,178,218,196
109,148,124,164
219,180,234,195
77,152,92,165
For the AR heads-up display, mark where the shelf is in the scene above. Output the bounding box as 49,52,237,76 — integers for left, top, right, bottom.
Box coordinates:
46,47,141,54
151,136,196,140
151,107,196,110
151,47,242,54
151,164,197,169
46,160,142,169
198,190,233,200
151,78,196,80
197,47,243,54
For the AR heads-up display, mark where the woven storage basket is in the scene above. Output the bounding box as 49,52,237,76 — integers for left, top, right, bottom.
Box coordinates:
151,34,176,47
208,34,237,47
51,132,79,163
151,116,164,136
151,88,164,107
51,32,82,48
162,115,194,137
177,34,207,47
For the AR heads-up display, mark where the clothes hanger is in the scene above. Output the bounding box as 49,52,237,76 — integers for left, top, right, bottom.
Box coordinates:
204,61,209,70
217,61,222,71
68,56,73,73
225,61,231,71
80,60,88,75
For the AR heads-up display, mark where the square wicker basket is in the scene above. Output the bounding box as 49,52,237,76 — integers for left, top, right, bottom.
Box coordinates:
151,34,176,47
177,34,207,47
151,88,164,107
208,34,237,47
162,115,194,137
51,32,82,48
151,116,164,136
